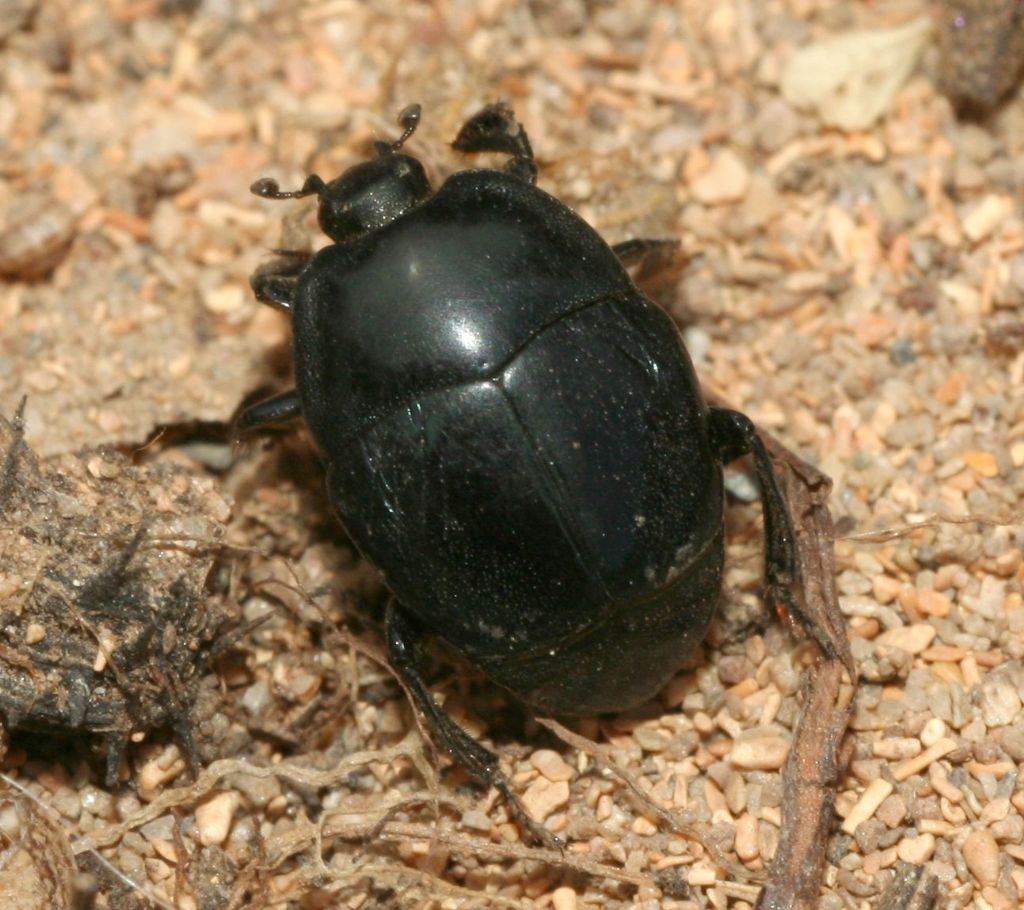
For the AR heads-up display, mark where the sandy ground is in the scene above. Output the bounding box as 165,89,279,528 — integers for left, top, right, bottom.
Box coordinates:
0,1,1022,908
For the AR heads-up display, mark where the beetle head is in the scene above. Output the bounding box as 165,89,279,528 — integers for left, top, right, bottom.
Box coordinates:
251,104,431,243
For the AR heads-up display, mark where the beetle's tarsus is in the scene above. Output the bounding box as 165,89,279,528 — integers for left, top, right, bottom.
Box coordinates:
237,390,302,432
493,776,565,850
452,102,537,185
386,601,559,847
251,273,298,313
104,733,126,788
250,249,310,313
173,716,201,778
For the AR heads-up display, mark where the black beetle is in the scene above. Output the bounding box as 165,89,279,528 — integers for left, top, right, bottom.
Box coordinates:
242,103,799,844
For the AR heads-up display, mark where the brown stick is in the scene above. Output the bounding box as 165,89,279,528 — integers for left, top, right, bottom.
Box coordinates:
705,391,854,910
754,427,854,910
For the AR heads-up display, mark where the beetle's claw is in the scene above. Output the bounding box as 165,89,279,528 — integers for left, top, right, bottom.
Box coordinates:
767,571,841,663
495,779,565,850
765,572,798,622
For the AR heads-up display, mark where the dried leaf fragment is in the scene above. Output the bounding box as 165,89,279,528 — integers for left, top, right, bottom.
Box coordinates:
780,18,932,131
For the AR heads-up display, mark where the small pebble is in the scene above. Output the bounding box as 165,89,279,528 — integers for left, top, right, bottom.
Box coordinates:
872,575,902,604
876,624,936,655
86,455,121,479
842,779,894,835
875,794,907,828
962,449,1000,478
724,772,747,815
897,832,935,864
978,673,1021,727
728,732,790,770
202,284,246,315
981,886,1015,910
735,813,759,862
461,809,493,832
979,798,1009,826
80,786,115,820
195,791,240,847
991,812,1024,843
917,591,952,617
1001,726,1024,762
50,787,81,820
0,192,76,279
920,717,948,747
893,738,958,782
962,828,1000,886
961,196,1012,244
140,815,176,843
689,148,750,204
239,680,271,716
872,738,921,760
530,749,574,782
634,727,671,752
144,856,173,882
632,815,658,836
520,778,569,823
225,772,282,809
151,839,179,865
688,864,718,887
551,886,577,910
137,748,187,801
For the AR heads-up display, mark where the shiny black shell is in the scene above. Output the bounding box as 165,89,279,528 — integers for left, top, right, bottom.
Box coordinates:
294,169,723,714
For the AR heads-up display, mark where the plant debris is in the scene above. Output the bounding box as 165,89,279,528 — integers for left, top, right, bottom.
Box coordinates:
0,785,76,910
0,407,231,785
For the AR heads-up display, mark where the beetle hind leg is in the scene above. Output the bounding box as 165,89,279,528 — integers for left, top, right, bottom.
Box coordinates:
386,601,562,849
236,389,302,431
708,408,806,636
452,103,537,185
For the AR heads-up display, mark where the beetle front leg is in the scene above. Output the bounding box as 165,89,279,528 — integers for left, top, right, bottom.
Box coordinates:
708,408,801,625
250,250,311,313
452,103,537,185
386,601,562,849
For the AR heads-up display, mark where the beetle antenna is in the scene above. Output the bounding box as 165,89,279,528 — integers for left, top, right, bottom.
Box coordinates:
375,103,422,156
250,175,327,200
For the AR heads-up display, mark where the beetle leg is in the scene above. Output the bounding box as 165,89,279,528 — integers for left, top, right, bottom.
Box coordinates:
103,732,127,787
250,274,296,312
173,715,201,778
250,250,310,314
452,102,538,185
386,601,563,849
612,238,682,285
236,390,302,431
708,408,801,624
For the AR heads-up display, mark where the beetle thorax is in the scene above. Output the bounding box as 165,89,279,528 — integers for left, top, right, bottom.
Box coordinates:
317,154,431,243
